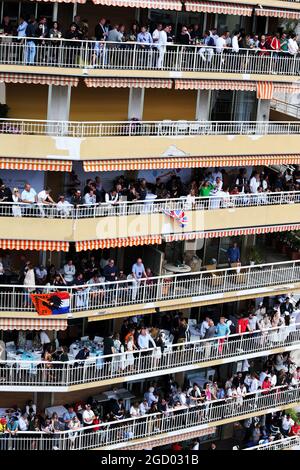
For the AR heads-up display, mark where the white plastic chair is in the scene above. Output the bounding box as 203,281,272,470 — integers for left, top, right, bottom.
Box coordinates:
176,120,189,135
81,336,89,342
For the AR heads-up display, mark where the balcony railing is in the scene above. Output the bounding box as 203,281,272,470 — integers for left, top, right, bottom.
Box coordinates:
246,436,300,450
0,38,300,76
3,260,300,314
3,385,300,450
0,191,299,219
1,324,299,390
1,118,300,137
271,98,300,119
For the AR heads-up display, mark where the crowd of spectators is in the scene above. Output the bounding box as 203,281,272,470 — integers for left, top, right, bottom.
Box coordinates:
1,166,300,218
0,351,299,449
0,14,299,68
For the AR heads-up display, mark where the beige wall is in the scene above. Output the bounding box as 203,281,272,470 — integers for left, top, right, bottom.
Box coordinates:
6,84,48,120
1,133,300,160
0,204,298,242
70,82,129,121
144,89,197,121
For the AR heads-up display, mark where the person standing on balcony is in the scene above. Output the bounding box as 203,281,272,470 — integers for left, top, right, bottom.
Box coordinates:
215,316,230,353
21,182,37,216
63,260,76,286
157,24,170,69
227,241,241,266
25,16,38,64
17,16,28,38
288,33,299,56
95,18,107,41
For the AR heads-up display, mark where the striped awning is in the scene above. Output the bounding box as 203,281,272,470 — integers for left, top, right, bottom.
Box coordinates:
0,318,68,331
92,0,182,9
164,224,300,242
175,79,257,91
175,80,296,94
76,235,162,251
255,7,300,19
0,240,69,252
257,82,274,100
0,158,72,172
83,154,300,171
185,1,253,16
0,74,79,87
84,78,173,89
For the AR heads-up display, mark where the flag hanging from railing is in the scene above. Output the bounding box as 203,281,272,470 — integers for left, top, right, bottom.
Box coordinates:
30,292,70,316
164,209,188,228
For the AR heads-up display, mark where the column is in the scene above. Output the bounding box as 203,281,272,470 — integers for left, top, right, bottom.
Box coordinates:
195,89,211,121
264,17,269,34
47,85,71,122
0,82,6,104
256,99,271,122
53,2,59,22
128,88,145,120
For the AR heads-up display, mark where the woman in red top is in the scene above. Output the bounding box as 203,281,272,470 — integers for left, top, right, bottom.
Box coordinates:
262,376,271,394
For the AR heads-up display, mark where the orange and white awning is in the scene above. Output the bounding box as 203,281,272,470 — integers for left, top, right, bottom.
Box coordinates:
0,73,79,87
175,79,257,91
92,0,182,9
255,7,300,19
164,224,300,242
257,82,274,100
83,154,300,172
185,1,252,16
0,158,72,172
0,318,68,331
76,235,162,251
84,78,172,89
0,240,69,252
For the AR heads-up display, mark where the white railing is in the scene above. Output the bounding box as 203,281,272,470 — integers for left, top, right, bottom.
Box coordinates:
0,191,299,219
1,324,300,389
271,98,300,119
3,385,300,450
0,38,300,76
3,259,300,314
1,118,300,137
246,435,300,450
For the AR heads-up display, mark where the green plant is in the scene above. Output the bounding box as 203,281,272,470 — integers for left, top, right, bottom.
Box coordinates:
286,408,300,423
0,103,9,118
247,246,263,265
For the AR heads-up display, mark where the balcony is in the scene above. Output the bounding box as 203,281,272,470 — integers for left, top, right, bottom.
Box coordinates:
271,98,300,119
0,192,299,246
2,260,300,321
246,436,300,450
6,385,300,450
1,325,299,392
1,119,300,164
1,39,300,82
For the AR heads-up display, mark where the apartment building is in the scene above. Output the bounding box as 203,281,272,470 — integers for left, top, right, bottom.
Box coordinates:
0,0,300,451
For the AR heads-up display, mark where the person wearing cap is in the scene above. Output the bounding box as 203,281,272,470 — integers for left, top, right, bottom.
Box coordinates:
82,404,95,429
280,297,294,316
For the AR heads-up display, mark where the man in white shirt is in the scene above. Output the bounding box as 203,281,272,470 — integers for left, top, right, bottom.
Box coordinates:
132,258,147,281
259,368,269,385
249,172,261,194
215,32,227,53
37,188,55,217
210,28,219,45
288,33,299,55
152,23,162,47
212,168,222,181
157,25,170,68
137,327,156,351
18,413,29,431
63,260,76,285
35,265,47,285
57,195,73,217
282,414,295,436
84,189,96,206
200,316,210,338
82,404,95,428
232,31,240,53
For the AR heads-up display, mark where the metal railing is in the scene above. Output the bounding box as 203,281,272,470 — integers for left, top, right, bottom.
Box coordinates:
3,259,300,314
1,324,300,389
246,435,300,450
1,118,300,137
2,385,300,450
271,98,300,119
0,37,300,76
1,191,299,219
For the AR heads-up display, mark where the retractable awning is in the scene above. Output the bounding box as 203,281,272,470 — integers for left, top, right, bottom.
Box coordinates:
0,318,68,331
255,7,300,20
175,80,299,95
76,235,162,251
0,240,69,251
185,1,253,16
0,74,79,87
92,0,182,10
84,78,172,89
